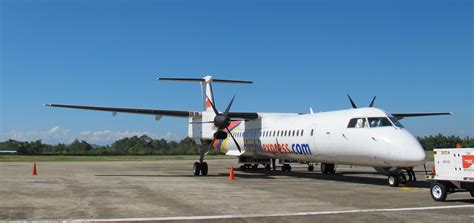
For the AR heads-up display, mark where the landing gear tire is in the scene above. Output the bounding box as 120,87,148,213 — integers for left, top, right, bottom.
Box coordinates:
308,165,314,172
321,163,335,174
193,162,201,176
282,164,291,172
265,164,271,171
431,182,448,202
388,174,400,187
201,162,208,176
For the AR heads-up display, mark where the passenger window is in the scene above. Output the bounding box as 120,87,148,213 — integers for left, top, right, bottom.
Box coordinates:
311,129,314,136
301,130,304,136
296,130,300,137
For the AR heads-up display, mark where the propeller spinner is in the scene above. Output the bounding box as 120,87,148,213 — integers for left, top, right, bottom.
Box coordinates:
206,95,242,153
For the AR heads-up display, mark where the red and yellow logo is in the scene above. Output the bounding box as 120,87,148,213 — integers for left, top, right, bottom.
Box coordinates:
462,155,474,169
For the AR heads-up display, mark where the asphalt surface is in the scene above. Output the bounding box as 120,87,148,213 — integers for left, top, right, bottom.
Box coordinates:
1,159,473,222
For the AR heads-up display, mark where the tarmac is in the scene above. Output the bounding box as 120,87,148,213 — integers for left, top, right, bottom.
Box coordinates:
1,159,473,222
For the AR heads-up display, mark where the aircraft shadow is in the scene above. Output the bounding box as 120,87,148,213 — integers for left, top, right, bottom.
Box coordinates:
227,169,433,188
95,170,432,189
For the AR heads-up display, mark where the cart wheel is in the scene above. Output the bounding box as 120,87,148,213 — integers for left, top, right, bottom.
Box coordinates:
431,182,448,202
388,174,399,187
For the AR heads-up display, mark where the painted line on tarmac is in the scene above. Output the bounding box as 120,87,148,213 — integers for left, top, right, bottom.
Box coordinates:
74,204,474,222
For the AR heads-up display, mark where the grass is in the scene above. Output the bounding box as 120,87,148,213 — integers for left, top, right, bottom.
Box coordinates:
0,155,234,162
426,150,434,161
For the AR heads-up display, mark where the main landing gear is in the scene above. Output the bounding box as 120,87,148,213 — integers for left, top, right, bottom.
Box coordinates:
281,164,292,172
193,162,208,176
387,167,417,187
321,163,336,174
193,145,209,176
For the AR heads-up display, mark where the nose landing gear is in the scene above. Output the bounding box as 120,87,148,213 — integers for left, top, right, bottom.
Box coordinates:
387,167,417,187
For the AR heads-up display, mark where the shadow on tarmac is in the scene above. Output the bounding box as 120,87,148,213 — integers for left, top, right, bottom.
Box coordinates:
96,168,432,188
228,170,432,188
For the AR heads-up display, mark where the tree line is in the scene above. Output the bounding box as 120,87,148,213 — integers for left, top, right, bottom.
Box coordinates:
0,134,473,155
0,135,203,155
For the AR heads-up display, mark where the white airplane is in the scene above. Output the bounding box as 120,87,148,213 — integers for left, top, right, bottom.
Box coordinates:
46,76,452,186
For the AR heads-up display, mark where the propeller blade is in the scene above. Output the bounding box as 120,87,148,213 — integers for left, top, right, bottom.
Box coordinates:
208,138,216,153
224,93,236,115
369,96,376,107
347,94,357,109
189,121,214,124
206,96,219,115
226,127,242,153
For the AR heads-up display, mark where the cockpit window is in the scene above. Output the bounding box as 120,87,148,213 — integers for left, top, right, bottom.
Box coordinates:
347,118,367,128
368,117,392,127
389,116,404,128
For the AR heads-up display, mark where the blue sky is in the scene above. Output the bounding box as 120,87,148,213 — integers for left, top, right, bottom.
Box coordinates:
1,0,472,145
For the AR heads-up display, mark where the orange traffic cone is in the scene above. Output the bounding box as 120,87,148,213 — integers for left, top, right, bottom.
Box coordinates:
32,162,38,176
229,165,235,181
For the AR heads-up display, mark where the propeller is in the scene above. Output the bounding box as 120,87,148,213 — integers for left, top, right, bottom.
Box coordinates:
347,94,377,108
347,94,357,109
369,96,376,107
206,95,242,153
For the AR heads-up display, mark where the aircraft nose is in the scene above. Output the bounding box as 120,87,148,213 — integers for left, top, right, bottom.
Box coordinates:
405,143,426,165
402,131,426,166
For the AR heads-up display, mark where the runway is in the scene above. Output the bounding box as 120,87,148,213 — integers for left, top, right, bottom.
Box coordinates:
1,159,473,222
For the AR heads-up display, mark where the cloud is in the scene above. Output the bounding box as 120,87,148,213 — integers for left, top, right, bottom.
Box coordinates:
79,130,157,144
0,126,71,144
0,126,183,145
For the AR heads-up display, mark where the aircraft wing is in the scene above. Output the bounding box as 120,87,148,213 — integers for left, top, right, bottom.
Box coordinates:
45,104,259,119
391,112,452,120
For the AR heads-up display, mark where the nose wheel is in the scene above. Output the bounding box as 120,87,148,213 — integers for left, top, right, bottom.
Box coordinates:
387,168,417,187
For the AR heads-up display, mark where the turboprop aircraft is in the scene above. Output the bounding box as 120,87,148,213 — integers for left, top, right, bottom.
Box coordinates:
45,76,452,187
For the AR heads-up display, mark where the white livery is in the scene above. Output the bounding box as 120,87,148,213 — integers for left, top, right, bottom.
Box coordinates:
46,76,452,186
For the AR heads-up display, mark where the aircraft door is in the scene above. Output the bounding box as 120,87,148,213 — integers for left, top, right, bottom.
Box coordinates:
309,124,319,155
315,125,334,156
